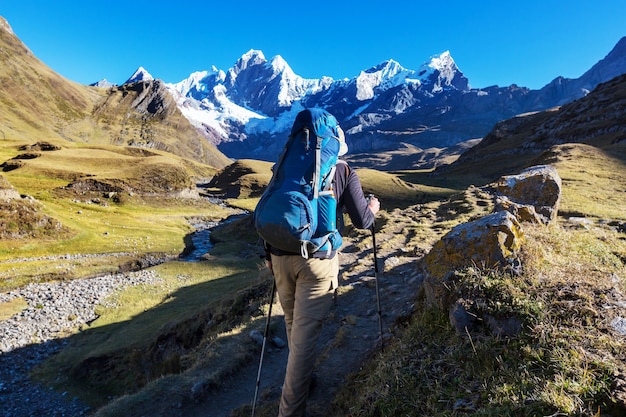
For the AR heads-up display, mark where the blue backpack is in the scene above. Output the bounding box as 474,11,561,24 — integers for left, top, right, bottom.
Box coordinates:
254,108,343,258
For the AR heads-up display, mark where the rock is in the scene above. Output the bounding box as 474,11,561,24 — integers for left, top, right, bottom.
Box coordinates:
271,336,286,348
249,329,264,345
191,379,217,402
492,164,562,225
421,211,524,309
449,299,476,334
484,314,522,337
0,175,21,200
611,317,626,336
0,269,160,416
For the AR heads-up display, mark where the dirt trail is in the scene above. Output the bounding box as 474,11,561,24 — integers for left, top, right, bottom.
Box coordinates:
181,220,424,417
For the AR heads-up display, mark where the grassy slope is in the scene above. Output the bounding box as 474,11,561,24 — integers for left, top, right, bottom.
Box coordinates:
0,137,230,289
0,21,230,170
12,140,625,417
324,143,626,416
2,18,625,415
81,143,626,417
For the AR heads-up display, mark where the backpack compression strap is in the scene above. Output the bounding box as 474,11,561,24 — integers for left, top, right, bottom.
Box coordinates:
312,134,321,199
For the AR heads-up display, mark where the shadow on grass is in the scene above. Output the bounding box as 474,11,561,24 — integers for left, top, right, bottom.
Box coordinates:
26,257,273,415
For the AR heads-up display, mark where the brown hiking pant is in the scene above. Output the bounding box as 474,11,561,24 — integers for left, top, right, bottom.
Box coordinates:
271,254,339,417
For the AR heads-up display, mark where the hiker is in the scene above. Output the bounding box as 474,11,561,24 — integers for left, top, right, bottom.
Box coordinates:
258,109,380,417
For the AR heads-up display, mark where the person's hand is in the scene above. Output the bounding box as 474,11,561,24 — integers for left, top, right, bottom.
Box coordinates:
265,258,273,273
367,196,380,215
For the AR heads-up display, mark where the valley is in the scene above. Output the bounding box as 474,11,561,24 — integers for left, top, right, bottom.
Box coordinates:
1,14,626,417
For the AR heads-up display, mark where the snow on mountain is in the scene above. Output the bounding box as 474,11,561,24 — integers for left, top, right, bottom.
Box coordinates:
152,48,471,153
164,64,264,139
224,49,328,114
227,49,267,80
114,38,625,164
125,66,154,84
90,79,116,88
355,60,420,101
352,51,468,101
418,51,470,92
168,69,221,97
163,49,338,140
173,84,265,139
269,54,324,107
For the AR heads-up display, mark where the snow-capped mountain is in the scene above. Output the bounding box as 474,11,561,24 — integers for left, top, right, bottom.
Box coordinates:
89,79,116,88
126,66,154,84
110,38,626,165
155,48,477,160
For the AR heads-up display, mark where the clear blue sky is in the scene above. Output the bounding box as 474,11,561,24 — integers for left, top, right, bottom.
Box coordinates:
2,1,625,89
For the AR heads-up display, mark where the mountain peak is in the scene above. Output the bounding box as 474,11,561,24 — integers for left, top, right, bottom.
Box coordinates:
431,51,455,70
125,66,154,84
90,79,116,88
418,50,469,91
419,51,457,75
355,59,417,100
269,55,290,74
368,59,406,75
235,49,267,70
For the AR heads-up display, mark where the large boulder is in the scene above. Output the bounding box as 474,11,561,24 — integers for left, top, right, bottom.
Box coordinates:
421,210,524,310
492,165,562,225
418,165,560,335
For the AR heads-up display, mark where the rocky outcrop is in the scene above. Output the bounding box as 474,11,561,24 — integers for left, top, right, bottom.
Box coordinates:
0,175,20,200
422,210,524,309
1,174,68,239
421,164,562,334
491,165,562,225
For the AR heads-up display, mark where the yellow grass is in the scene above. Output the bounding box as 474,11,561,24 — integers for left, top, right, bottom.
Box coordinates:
0,296,28,320
0,138,230,290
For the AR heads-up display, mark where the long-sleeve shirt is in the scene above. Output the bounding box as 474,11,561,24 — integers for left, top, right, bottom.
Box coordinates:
334,160,375,230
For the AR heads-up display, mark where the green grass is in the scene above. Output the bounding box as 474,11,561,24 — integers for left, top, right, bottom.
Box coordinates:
547,143,626,221
0,194,233,290
0,138,231,290
325,218,626,417
3,115,626,417
31,258,264,407
225,197,258,212
356,168,458,208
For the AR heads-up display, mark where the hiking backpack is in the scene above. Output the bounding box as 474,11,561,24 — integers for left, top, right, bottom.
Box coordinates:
254,108,343,258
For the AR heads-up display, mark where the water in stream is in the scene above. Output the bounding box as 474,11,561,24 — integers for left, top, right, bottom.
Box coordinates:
179,214,247,262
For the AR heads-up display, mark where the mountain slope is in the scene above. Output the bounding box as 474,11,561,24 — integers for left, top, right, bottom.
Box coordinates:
0,17,100,141
159,38,626,165
438,72,626,184
91,79,231,168
0,17,230,169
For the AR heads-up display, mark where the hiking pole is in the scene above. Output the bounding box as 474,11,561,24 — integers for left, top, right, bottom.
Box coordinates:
368,195,384,350
251,276,276,417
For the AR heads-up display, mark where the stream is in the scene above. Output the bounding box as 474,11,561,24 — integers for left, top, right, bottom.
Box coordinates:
179,213,248,262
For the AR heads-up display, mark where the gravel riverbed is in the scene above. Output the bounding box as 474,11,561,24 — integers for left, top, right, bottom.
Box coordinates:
0,269,162,417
